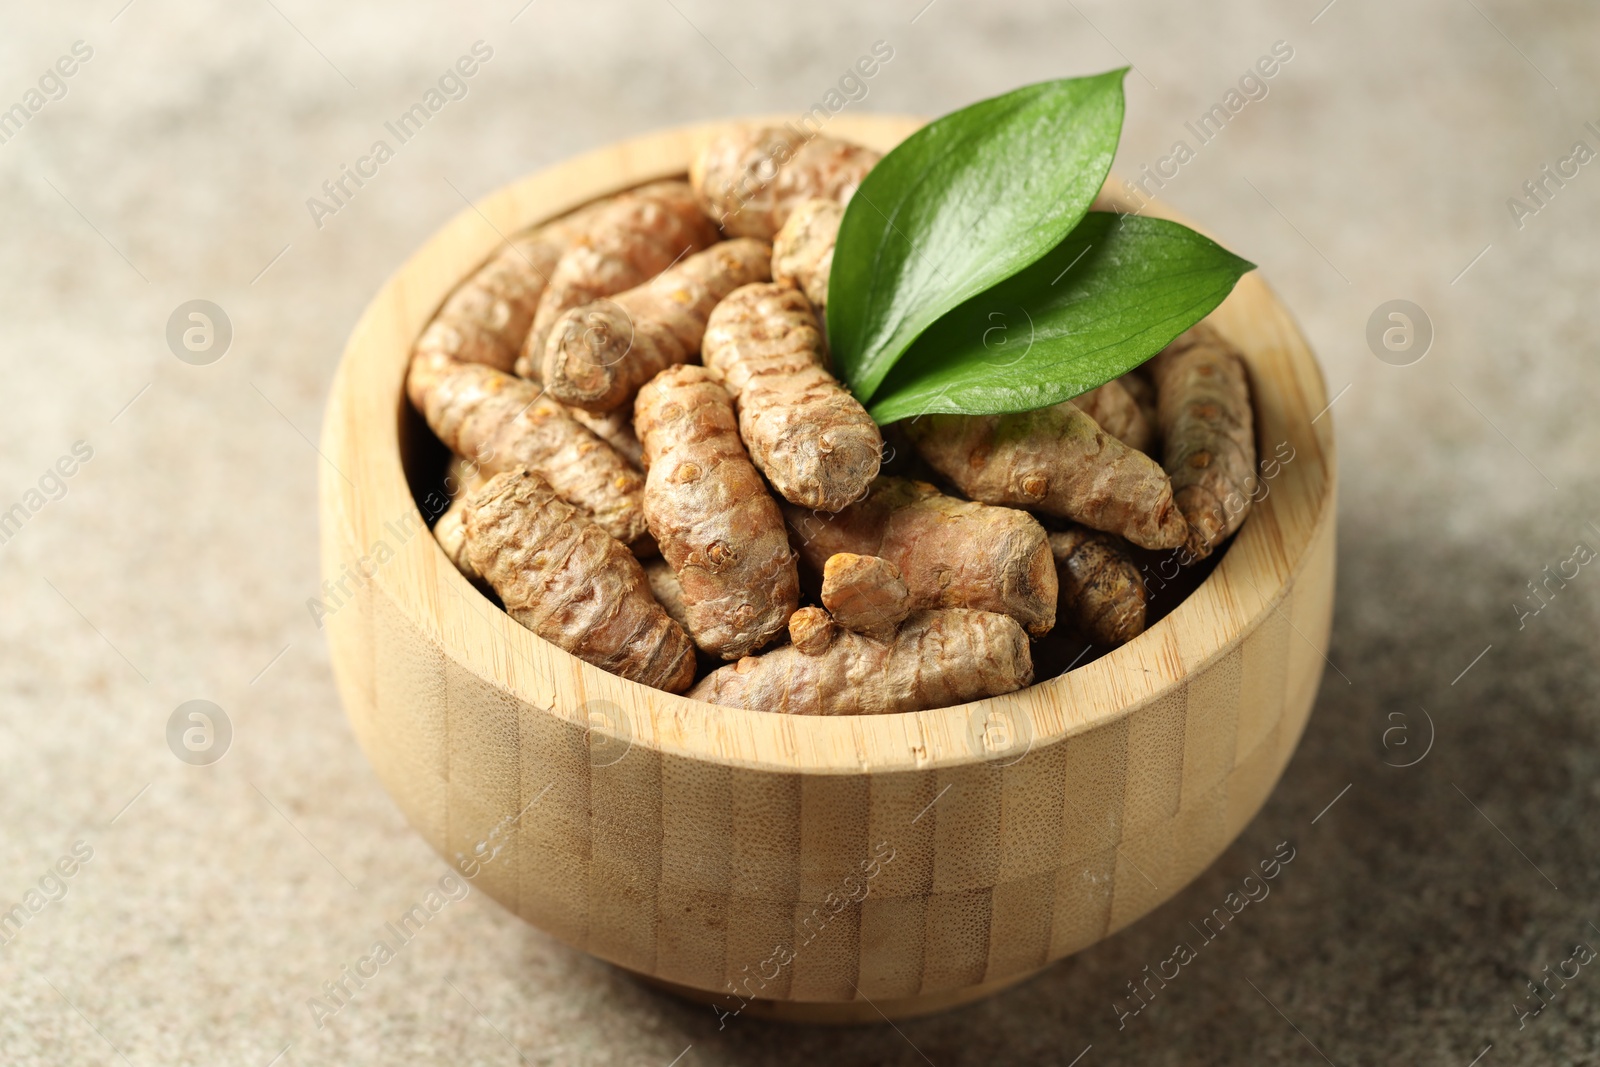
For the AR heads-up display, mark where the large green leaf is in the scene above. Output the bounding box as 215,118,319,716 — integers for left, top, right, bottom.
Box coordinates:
828,70,1127,402
866,212,1255,423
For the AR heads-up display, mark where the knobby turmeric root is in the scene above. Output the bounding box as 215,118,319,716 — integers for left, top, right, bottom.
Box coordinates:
787,605,836,654
463,469,696,693
636,364,799,659
407,351,646,545
688,609,1033,715
771,197,842,312
906,403,1187,551
1073,379,1155,455
415,206,600,373
702,282,880,511
821,553,910,640
540,239,771,414
433,496,480,582
444,453,490,497
690,127,880,239
643,558,692,632
1118,370,1160,449
785,477,1057,637
568,407,644,469
516,180,720,377
1148,322,1257,561
1049,528,1146,647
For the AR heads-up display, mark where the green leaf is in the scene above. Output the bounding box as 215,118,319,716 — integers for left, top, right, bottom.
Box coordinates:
828,70,1128,402
865,212,1255,423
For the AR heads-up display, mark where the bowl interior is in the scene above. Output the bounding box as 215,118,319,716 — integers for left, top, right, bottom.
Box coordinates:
325,115,1335,777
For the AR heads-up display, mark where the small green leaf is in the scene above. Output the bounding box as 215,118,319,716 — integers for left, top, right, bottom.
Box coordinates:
865,213,1255,424
828,70,1127,402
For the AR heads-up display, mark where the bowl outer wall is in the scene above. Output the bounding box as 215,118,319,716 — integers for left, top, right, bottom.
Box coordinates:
318,115,1336,1009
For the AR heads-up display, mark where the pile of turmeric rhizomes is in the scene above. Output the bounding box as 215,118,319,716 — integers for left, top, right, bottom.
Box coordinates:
409,127,1257,716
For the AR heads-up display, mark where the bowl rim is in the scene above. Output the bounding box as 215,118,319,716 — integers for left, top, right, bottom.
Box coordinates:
321,113,1336,777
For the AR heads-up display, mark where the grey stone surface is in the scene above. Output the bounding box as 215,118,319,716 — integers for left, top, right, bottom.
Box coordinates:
2,1,1597,1063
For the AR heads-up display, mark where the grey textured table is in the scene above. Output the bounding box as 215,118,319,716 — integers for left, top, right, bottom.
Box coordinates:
2,1,1597,1064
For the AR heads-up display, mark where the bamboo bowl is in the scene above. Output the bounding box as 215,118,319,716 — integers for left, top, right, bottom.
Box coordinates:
319,116,1336,1023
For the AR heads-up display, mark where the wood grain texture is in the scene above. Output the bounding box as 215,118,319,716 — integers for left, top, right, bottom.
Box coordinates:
318,116,1336,1023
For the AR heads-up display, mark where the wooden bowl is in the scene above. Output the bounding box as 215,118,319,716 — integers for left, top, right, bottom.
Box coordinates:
319,116,1335,1024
